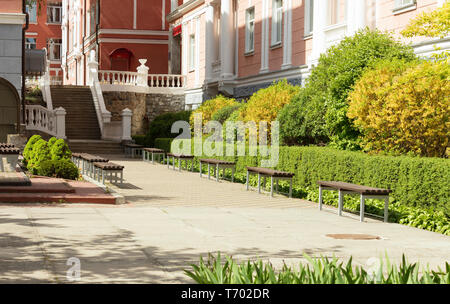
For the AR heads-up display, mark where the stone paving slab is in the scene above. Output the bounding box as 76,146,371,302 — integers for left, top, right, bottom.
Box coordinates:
0,156,448,283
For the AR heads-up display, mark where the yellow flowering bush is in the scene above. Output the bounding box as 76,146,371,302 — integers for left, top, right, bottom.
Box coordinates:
348,59,450,157
239,80,300,137
189,95,238,127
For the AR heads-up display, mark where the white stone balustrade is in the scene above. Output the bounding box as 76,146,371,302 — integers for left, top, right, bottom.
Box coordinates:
148,74,186,88
25,105,66,139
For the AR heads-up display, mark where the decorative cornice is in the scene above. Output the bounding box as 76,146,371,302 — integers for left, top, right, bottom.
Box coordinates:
0,13,26,25
166,0,205,23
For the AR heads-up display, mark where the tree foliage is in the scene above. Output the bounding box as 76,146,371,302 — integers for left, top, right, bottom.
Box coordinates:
348,59,450,157
189,95,238,127
402,1,450,38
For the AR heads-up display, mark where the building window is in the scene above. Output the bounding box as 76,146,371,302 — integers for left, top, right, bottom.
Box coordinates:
47,38,62,60
26,4,37,23
189,34,195,71
304,0,314,37
47,2,62,24
395,0,415,9
245,7,255,53
90,1,99,35
271,0,283,46
327,0,346,26
26,38,37,49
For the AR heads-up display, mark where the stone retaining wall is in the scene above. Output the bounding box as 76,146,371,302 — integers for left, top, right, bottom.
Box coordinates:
102,91,185,135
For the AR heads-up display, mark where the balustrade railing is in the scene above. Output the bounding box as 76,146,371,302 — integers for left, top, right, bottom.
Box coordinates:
98,70,185,89
98,70,139,86
25,105,57,136
148,74,186,88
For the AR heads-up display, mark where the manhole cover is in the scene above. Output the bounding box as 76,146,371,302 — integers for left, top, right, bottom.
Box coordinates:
326,234,381,240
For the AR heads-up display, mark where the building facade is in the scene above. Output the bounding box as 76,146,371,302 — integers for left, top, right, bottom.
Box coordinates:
62,0,172,85
25,0,63,82
167,0,449,109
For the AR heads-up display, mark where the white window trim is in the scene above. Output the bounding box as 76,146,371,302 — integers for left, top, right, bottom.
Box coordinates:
245,7,255,54
393,0,416,14
189,34,196,72
47,4,62,24
304,0,313,38
271,0,283,47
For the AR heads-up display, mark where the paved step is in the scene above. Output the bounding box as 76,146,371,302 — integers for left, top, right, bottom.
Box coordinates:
68,140,125,154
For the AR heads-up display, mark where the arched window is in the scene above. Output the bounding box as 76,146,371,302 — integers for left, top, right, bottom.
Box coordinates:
109,48,133,71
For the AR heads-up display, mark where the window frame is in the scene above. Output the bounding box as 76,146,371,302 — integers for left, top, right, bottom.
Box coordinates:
26,4,37,23
189,34,196,72
25,38,37,50
393,0,416,13
304,0,314,38
47,2,62,24
271,0,283,47
47,38,62,61
245,7,255,54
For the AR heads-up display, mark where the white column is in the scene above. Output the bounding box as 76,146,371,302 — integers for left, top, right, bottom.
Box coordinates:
260,0,269,73
181,22,188,76
121,108,132,141
136,59,149,87
195,17,200,86
346,0,366,36
205,4,215,81
220,0,235,79
281,0,293,69
134,0,137,29
311,0,327,64
54,107,67,139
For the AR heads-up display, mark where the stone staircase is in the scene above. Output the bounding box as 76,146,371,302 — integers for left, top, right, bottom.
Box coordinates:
51,85,102,140
51,85,125,155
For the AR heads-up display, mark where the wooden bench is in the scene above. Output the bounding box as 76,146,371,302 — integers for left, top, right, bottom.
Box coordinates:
124,143,143,158
79,154,109,177
199,159,235,182
142,148,165,164
0,143,16,148
317,181,392,223
71,152,83,168
246,166,294,197
0,147,20,172
166,153,194,172
93,162,124,185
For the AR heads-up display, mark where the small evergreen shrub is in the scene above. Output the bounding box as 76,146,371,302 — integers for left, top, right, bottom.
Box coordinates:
38,159,79,180
154,138,174,152
47,137,58,149
132,135,146,146
50,138,72,161
211,104,242,124
23,135,42,165
27,139,51,174
145,111,192,147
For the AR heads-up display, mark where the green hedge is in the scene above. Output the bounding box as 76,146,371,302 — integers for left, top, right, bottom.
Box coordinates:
157,138,450,216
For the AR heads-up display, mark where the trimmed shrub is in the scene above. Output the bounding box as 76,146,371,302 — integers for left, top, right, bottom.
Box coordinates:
132,135,146,146
279,28,416,148
48,137,58,149
239,80,300,137
154,138,174,152
50,138,72,161
23,135,42,165
27,139,51,174
189,95,238,127
38,159,79,180
348,59,449,157
145,111,192,147
211,104,242,124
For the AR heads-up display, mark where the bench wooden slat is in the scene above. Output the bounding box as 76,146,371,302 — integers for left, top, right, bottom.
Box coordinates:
167,153,194,159
80,154,109,162
0,148,20,155
0,143,16,148
317,181,391,195
246,166,294,178
124,143,143,148
143,148,165,153
93,162,124,170
200,158,235,165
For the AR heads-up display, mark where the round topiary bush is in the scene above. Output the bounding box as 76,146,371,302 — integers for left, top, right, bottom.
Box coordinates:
27,139,51,175
38,159,79,180
23,135,42,165
50,138,72,161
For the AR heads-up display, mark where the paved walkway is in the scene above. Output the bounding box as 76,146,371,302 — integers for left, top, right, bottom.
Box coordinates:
0,155,449,283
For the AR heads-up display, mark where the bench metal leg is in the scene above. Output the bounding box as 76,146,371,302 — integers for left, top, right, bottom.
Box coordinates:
173,157,175,170
179,158,182,171
167,156,170,169
276,179,279,194
319,185,323,210
289,178,293,198
384,197,389,223
232,168,235,183
360,194,365,222
338,190,343,216
216,164,219,182
208,164,211,180
246,170,249,190
270,177,274,197
258,173,261,194
199,162,202,177
152,152,154,164
191,159,194,172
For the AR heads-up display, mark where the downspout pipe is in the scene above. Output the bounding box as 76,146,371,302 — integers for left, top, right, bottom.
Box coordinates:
22,0,29,128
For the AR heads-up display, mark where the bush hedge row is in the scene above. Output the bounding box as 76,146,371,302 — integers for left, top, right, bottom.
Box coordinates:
155,138,450,216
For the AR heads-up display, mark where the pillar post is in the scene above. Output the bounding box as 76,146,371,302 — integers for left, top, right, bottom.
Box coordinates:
54,107,66,139
220,0,235,79
136,59,149,87
121,108,132,141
